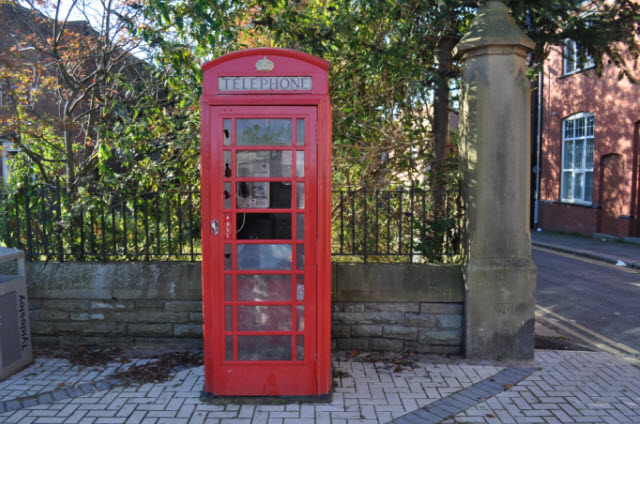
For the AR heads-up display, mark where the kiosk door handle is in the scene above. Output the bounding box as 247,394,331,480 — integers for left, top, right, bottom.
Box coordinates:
211,220,219,235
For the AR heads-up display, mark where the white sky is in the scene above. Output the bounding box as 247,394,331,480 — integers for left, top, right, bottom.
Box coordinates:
20,0,149,58
19,0,111,31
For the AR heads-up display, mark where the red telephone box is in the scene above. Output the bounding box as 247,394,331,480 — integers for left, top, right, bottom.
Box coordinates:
200,48,332,397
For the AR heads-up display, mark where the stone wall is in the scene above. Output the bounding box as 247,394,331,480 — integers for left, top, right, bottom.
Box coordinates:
26,262,203,347
23,261,464,353
331,264,464,354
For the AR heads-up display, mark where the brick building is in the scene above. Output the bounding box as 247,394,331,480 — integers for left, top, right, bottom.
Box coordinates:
0,2,90,182
0,3,36,182
0,1,147,185
536,25,640,239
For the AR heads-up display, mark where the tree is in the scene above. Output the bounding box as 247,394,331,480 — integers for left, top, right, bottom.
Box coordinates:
0,0,164,192
74,0,247,194
425,0,640,194
249,0,447,186
128,0,639,261
246,0,640,190
4,0,638,192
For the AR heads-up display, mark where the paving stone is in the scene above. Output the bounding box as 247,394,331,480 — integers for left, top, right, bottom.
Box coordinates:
284,418,315,424
136,404,170,411
34,417,66,424
457,388,487,403
375,405,409,418
442,395,474,411
205,412,239,419
392,416,413,424
608,409,633,423
257,405,286,412
78,384,96,395
513,397,532,411
572,416,605,423
613,403,636,416
195,404,225,412
400,398,419,411
177,404,196,418
124,411,147,424
410,409,442,424
520,390,539,404
494,409,517,424
315,405,347,412
95,417,127,424
424,405,454,420
107,397,128,411
454,415,487,424
432,401,461,416
21,398,38,408
221,418,252,424
0,350,638,424
116,404,136,418
377,412,393,423
238,405,255,418
268,412,302,419
331,411,363,420
478,380,504,394
515,416,545,424
5,400,22,411
146,411,181,418
559,403,581,417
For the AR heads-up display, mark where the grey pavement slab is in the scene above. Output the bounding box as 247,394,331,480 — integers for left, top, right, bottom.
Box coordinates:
532,230,640,269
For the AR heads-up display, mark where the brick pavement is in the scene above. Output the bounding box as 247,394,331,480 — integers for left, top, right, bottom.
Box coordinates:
0,350,638,424
448,350,640,424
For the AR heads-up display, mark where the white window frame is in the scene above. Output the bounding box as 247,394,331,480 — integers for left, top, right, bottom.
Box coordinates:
561,112,594,205
0,138,19,183
564,38,595,75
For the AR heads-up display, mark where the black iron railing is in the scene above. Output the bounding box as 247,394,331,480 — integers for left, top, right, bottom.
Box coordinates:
331,184,462,263
0,182,201,261
0,182,461,263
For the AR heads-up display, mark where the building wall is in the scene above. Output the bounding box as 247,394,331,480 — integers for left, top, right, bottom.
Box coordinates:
0,4,65,124
539,42,640,238
23,261,464,354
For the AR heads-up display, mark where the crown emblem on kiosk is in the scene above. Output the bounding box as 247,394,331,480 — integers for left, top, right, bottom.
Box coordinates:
255,56,274,72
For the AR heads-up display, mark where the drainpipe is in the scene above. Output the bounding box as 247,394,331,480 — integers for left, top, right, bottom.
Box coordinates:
533,72,543,227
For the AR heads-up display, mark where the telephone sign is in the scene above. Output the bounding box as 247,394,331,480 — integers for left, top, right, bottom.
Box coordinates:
200,48,332,397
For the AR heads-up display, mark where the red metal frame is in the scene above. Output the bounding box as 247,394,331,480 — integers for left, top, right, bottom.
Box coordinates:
200,49,331,396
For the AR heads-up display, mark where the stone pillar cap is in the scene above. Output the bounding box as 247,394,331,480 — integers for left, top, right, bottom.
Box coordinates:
453,0,535,58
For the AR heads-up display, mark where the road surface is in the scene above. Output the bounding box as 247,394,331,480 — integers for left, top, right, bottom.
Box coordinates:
533,246,640,364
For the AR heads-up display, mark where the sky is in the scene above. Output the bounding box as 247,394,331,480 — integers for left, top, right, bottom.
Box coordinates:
44,0,106,27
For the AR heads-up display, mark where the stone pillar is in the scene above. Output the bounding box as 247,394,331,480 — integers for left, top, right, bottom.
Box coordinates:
454,0,537,360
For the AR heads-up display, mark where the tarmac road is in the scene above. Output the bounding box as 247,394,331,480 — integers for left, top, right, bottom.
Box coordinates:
533,246,640,361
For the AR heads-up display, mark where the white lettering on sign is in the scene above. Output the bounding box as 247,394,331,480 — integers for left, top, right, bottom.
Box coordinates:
218,76,312,92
